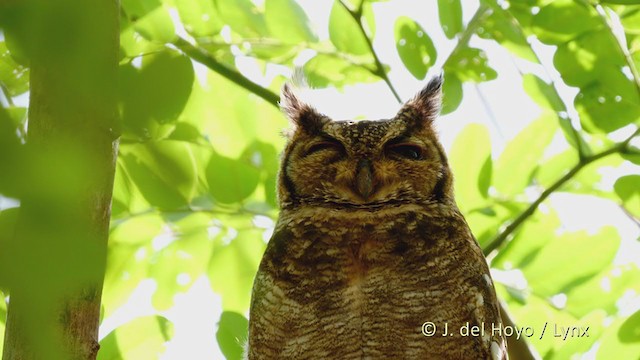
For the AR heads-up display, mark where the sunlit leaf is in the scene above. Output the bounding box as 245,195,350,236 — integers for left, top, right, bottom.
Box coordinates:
522,226,621,296
98,316,174,360
175,0,222,37
121,0,176,43
441,72,463,114
265,0,317,43
597,310,640,358
476,5,537,62
215,0,268,38
494,114,558,196
531,0,600,45
149,212,213,309
0,41,29,96
614,175,640,217
437,0,463,39
208,227,266,313
445,47,497,82
450,123,492,212
216,311,249,360
120,141,198,210
303,54,378,88
329,0,370,55
394,17,436,80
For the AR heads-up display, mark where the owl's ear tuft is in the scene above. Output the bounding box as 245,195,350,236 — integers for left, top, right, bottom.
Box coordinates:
280,83,326,134
399,73,443,128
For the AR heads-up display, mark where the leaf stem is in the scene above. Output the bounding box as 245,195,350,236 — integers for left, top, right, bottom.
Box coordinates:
337,0,402,103
483,126,640,255
172,37,280,108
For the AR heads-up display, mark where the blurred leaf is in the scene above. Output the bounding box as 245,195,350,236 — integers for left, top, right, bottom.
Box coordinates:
120,141,198,210
531,0,600,45
445,47,497,82
149,212,213,310
394,17,436,80
437,0,463,39
494,114,558,196
441,72,463,114
476,5,537,62
303,54,378,88
110,213,165,246
522,226,621,296
450,123,492,212
119,51,195,140
614,175,640,217
597,310,640,358
215,0,268,38
121,0,176,43
565,264,640,317
265,0,317,43
0,107,26,197
206,152,261,204
0,208,19,291
601,0,640,4
208,227,266,313
329,0,370,55
522,74,565,112
216,311,249,360
102,243,148,317
98,316,174,360
0,41,29,96
175,0,223,37
493,210,561,269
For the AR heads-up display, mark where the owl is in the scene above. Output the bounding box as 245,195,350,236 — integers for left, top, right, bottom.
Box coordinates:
247,75,507,359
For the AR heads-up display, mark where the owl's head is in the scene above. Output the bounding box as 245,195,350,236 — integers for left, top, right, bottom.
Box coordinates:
277,76,453,210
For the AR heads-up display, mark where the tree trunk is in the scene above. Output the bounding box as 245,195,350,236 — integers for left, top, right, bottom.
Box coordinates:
2,0,119,358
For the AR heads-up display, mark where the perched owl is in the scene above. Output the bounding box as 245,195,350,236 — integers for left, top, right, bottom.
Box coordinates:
247,76,507,359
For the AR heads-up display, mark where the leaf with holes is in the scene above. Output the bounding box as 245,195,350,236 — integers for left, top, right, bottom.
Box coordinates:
394,17,436,80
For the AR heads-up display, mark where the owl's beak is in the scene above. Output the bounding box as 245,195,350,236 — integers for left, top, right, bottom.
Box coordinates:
355,159,374,199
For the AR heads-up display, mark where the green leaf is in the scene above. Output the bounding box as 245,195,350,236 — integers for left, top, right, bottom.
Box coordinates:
119,51,195,140
565,264,640,317
175,0,223,37
522,74,565,112
449,123,492,212
531,0,600,45
0,41,29,96
216,311,249,360
493,114,558,196
303,54,378,88
120,141,198,210
597,310,640,358
149,213,213,310
329,1,370,55
265,0,317,43
601,0,640,4
394,17,437,80
103,243,148,317
441,72,463,114
437,0,463,39
206,152,261,204
476,5,537,62
98,316,174,360
444,47,497,82
614,175,640,217
208,227,266,313
0,208,19,291
216,0,268,38
121,0,176,43
522,226,621,296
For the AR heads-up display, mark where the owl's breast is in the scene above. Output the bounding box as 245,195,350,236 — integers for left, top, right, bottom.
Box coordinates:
250,205,501,358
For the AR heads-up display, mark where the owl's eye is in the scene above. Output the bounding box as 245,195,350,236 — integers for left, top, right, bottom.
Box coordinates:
386,143,424,160
306,140,344,156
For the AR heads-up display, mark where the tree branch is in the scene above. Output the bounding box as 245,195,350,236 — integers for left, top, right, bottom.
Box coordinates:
484,126,640,255
172,37,280,108
336,0,402,103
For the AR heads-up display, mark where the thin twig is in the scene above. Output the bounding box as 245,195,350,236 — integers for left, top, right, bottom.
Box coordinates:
172,37,280,107
336,0,402,103
483,127,640,255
